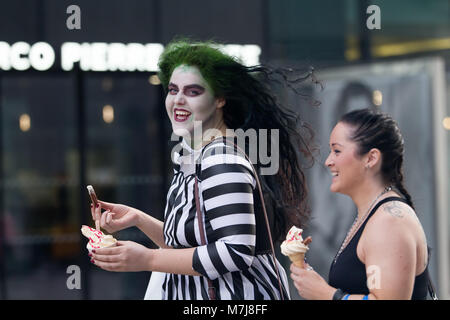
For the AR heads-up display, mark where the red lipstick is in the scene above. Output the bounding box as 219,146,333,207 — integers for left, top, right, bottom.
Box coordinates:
174,108,192,122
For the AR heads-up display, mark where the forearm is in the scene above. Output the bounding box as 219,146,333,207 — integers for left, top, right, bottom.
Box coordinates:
136,211,170,248
149,247,201,276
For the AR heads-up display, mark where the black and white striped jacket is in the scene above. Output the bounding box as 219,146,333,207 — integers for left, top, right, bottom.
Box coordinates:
161,137,290,300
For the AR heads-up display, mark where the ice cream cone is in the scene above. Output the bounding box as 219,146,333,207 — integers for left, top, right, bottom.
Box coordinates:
281,226,310,268
289,252,305,268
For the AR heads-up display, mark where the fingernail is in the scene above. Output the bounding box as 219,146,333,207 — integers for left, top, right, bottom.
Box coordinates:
88,253,92,257
92,250,96,253
90,203,93,207
96,204,100,208
90,259,95,263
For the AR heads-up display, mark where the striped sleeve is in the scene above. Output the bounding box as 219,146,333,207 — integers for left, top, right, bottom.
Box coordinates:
192,147,257,280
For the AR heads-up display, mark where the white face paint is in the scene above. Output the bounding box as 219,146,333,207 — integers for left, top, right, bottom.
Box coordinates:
165,64,225,145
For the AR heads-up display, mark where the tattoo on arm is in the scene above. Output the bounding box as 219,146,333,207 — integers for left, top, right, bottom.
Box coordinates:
383,201,405,218
383,202,428,268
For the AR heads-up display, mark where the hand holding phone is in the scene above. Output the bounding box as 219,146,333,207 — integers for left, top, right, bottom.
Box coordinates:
87,185,100,230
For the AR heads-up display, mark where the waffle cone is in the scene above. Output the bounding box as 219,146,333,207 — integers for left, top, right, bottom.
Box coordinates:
288,252,305,268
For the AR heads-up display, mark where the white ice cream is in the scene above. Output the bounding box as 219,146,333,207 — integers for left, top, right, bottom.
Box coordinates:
280,226,309,256
81,225,117,253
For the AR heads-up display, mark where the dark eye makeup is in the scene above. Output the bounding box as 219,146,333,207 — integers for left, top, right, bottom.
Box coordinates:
168,83,205,96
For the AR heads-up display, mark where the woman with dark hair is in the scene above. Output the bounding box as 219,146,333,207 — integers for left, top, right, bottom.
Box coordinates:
290,108,431,300
88,39,315,300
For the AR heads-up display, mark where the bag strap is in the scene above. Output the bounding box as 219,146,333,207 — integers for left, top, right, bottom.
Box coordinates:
194,139,285,300
428,278,438,300
194,176,216,300
239,148,285,300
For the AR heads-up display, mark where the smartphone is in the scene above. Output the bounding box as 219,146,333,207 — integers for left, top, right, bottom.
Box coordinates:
87,185,101,230
87,185,98,207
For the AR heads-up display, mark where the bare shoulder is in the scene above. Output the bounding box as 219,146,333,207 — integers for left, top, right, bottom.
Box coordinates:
363,200,417,241
360,199,428,272
380,200,416,220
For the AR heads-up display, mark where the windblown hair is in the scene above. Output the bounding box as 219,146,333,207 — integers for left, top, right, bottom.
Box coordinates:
158,39,317,241
340,108,414,209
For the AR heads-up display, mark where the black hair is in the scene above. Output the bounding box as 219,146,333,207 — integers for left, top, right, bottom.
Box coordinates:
158,39,319,240
339,108,414,209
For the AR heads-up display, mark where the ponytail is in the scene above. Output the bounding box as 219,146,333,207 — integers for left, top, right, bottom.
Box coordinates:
389,154,415,210
394,181,415,210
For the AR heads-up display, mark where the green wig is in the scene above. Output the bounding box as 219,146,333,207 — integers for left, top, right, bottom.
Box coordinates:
158,39,237,98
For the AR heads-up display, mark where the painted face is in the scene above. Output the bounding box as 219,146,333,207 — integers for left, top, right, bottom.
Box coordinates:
165,64,224,140
324,122,366,195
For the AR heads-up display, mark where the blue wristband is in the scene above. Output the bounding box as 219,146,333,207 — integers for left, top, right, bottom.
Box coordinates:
362,295,369,300
343,294,350,300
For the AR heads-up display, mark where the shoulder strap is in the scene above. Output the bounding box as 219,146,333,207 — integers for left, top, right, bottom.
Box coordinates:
194,137,285,300
233,143,285,300
371,196,409,215
359,197,409,230
194,176,216,300
427,274,439,300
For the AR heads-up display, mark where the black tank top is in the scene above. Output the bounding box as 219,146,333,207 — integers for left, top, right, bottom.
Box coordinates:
328,197,429,300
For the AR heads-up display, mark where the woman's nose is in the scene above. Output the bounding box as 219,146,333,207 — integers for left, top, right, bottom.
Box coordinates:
325,153,333,167
174,91,185,105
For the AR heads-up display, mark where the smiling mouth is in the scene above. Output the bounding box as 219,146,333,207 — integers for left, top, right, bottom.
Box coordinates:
174,108,192,122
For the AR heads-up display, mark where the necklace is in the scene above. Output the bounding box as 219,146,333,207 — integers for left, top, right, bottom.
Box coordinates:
333,185,392,264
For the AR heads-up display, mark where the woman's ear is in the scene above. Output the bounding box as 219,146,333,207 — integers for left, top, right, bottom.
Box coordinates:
366,148,382,170
216,97,226,109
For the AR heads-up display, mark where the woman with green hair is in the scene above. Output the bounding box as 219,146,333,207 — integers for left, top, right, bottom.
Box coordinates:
88,39,316,300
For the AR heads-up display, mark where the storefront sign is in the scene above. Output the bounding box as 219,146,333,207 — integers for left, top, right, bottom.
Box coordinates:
0,41,261,72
